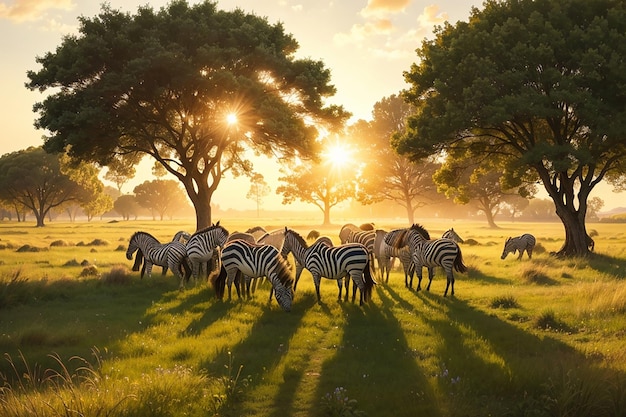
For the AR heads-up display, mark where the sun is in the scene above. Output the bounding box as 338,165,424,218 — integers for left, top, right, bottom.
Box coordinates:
323,142,352,168
226,112,238,126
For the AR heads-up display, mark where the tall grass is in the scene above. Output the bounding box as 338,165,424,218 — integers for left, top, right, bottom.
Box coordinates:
1,220,626,416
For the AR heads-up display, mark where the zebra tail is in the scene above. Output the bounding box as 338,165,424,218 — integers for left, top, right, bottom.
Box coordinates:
454,250,468,273
212,265,227,299
132,250,144,272
363,260,376,302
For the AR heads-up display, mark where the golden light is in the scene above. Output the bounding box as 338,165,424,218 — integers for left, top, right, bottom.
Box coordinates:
323,142,352,168
226,112,238,126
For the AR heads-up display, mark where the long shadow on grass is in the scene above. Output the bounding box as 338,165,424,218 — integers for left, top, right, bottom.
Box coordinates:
587,253,626,278
313,289,441,417
198,291,318,414
418,292,626,415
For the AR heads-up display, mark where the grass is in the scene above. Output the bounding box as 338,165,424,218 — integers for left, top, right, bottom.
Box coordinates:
0,218,625,416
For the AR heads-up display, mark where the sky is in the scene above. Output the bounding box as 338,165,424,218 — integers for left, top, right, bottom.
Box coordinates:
1,0,624,213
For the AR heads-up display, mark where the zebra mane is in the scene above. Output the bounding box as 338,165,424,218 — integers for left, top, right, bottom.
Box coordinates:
130,231,158,241
409,224,431,240
191,222,227,237
285,228,309,250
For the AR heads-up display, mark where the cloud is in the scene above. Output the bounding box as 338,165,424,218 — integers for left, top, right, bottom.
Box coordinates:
333,18,394,46
0,0,73,23
417,4,448,27
360,0,411,18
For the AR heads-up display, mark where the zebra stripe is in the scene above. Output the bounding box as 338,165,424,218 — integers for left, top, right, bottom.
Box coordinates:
126,231,190,288
214,239,294,312
283,229,375,306
399,224,467,297
501,234,536,260
378,228,414,286
186,223,230,281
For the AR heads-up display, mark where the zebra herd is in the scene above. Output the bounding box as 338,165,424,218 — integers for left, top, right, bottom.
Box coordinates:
125,222,537,312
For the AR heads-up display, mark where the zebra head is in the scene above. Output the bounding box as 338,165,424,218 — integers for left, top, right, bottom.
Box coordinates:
501,237,515,259
126,232,142,260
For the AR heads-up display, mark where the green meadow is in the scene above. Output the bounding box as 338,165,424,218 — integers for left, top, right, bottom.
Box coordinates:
0,218,625,416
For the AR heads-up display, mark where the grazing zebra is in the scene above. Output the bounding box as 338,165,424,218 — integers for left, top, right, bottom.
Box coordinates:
133,230,192,277
442,228,464,243
501,234,536,260
186,222,230,282
393,224,467,297
380,228,414,285
172,230,191,244
125,231,191,289
282,228,375,305
213,239,294,312
252,228,288,297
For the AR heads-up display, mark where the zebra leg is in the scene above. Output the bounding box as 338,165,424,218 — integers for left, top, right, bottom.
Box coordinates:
444,269,455,297
414,266,423,291
527,248,533,259
336,278,343,301
314,275,322,302
293,262,304,292
145,262,154,278
426,267,434,291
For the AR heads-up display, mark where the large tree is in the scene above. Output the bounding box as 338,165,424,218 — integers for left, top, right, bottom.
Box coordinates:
395,0,626,256
352,95,439,224
0,147,104,226
26,1,348,230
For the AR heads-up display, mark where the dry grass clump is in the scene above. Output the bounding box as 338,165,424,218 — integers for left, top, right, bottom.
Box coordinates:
519,264,557,285
534,309,575,333
489,294,520,309
101,266,132,285
16,245,48,253
49,240,71,247
79,265,99,278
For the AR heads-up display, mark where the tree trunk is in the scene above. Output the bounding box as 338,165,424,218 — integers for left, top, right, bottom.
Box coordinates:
484,209,498,229
554,205,590,257
406,199,415,224
322,203,331,226
194,200,212,231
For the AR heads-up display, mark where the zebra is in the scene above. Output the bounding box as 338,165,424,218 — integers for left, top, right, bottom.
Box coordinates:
379,228,414,285
393,224,467,297
282,234,334,292
125,231,191,289
501,234,536,260
442,228,464,243
213,239,294,312
245,226,268,241
186,222,230,282
133,230,193,277
338,227,377,288
282,228,375,306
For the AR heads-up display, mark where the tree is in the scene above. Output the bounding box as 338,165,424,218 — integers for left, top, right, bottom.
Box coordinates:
352,95,439,223
26,1,349,230
246,173,270,217
0,147,104,226
133,179,188,220
276,162,355,226
114,195,141,220
103,155,139,194
433,152,536,228
395,0,626,256
83,193,114,221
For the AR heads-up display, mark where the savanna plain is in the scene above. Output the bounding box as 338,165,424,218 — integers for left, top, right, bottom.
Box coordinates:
0,217,625,417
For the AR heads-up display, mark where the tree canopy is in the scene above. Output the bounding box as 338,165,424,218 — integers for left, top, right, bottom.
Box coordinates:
0,147,106,226
395,0,626,256
27,0,349,230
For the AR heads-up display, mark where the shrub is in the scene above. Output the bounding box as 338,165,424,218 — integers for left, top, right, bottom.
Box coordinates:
490,295,519,309
101,266,132,285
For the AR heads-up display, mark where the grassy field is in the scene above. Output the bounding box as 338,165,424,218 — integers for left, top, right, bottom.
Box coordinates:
0,217,625,416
